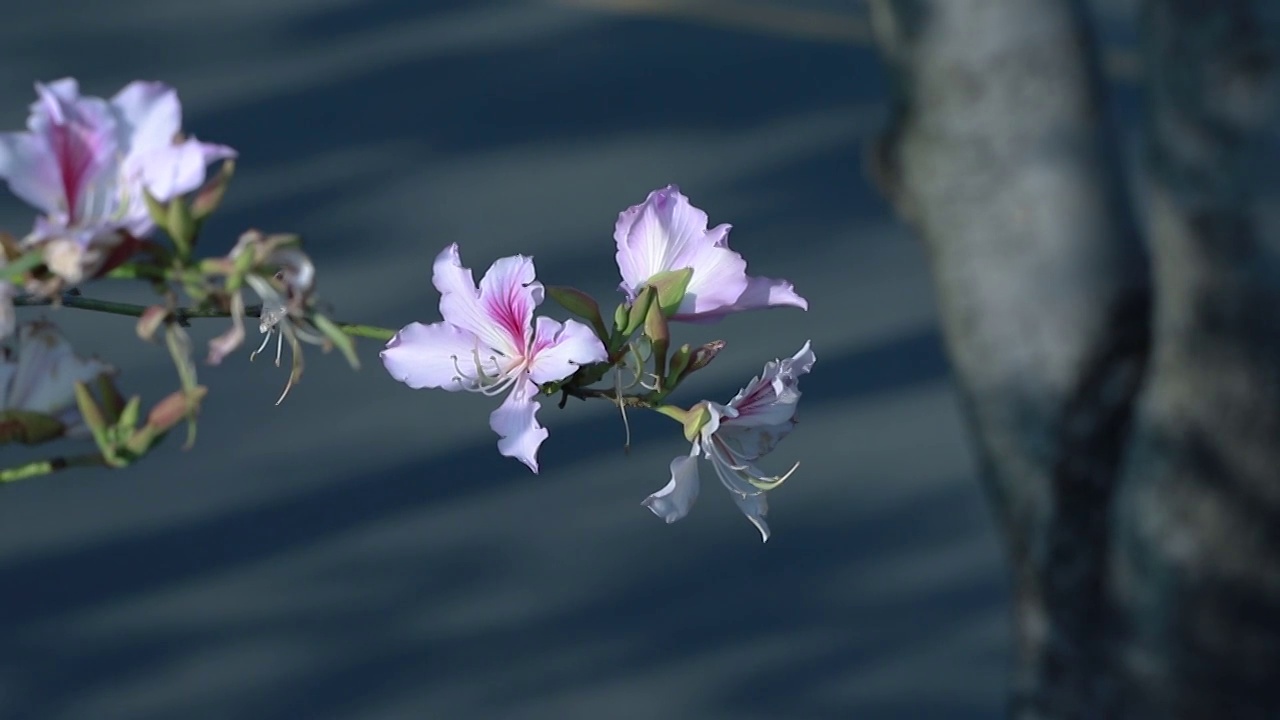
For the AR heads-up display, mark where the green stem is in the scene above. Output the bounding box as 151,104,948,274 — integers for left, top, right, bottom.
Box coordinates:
335,323,396,341
1,453,107,483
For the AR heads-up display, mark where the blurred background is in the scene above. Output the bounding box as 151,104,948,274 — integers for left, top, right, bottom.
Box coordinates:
0,1,1140,717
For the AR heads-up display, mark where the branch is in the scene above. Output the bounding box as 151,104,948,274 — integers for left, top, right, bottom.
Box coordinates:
13,292,397,341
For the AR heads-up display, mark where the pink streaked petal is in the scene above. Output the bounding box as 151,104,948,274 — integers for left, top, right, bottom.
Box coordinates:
0,131,63,213
525,316,607,385
477,254,541,354
380,321,481,391
432,244,514,356
30,83,118,222
110,81,182,155
490,380,547,473
643,454,702,525
725,341,815,428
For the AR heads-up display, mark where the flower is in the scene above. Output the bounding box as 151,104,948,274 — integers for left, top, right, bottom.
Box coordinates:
614,185,807,322
0,78,235,283
0,320,115,438
381,244,608,472
208,231,325,405
643,341,815,541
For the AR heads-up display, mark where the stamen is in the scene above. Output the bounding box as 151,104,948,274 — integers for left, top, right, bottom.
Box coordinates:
249,328,273,361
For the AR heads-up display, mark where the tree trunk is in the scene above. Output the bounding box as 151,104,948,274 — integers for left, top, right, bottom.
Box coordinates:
869,0,1280,717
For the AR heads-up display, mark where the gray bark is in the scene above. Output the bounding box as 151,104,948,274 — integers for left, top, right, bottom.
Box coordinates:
870,0,1280,716
1108,1,1280,718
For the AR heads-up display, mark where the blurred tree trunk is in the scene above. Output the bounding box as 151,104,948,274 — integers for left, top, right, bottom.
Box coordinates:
868,0,1280,718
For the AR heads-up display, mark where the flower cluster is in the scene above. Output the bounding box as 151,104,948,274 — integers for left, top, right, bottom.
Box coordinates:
383,185,813,540
0,78,814,544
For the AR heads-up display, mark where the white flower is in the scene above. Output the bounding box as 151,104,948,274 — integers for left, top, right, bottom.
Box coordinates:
0,320,115,437
643,341,815,541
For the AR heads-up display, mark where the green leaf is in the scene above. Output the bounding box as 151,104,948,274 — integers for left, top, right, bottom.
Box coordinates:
645,267,693,317
0,410,66,445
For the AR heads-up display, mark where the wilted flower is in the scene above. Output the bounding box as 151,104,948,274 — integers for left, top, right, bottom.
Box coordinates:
615,185,807,322
381,244,608,472
0,78,235,283
0,320,115,439
644,341,815,541
209,231,324,405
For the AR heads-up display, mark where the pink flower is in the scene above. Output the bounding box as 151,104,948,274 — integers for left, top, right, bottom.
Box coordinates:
381,244,608,472
0,78,235,282
614,185,807,322
644,341,815,541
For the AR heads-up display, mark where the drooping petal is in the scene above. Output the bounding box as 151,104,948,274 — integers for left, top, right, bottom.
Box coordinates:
489,380,547,473
730,491,771,542
675,275,808,321
525,316,607,384
110,81,182,156
643,454,702,525
381,321,483,391
614,185,748,316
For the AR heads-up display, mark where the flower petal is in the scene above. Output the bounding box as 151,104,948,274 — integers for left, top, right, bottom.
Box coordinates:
614,185,748,315
8,321,113,417
731,491,771,542
28,82,120,223
675,275,808,322
0,130,62,214
643,454,702,525
433,245,531,357
526,316,607,385
110,81,182,156
476,253,541,354
489,380,547,473
724,341,815,430
381,321,482,391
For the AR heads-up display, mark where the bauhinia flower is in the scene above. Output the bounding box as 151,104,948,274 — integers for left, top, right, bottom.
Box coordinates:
0,320,115,439
615,185,807,322
381,244,608,472
208,231,325,405
0,78,235,283
644,341,815,541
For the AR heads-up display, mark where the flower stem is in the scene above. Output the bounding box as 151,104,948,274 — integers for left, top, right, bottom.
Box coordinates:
13,293,399,341
1,453,108,484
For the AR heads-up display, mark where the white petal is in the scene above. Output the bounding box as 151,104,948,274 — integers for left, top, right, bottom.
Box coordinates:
110,81,182,155
380,321,482,391
525,316,607,385
489,380,547,473
643,454,701,525
731,492,771,542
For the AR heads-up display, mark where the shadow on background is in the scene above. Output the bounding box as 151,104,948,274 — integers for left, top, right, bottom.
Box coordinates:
0,2,1013,718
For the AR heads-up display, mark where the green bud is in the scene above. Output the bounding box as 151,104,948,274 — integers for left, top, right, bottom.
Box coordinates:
645,267,693,317
143,189,169,229
118,395,142,434
547,285,607,339
680,339,726,381
74,381,118,464
682,402,713,443
166,197,197,257
624,285,656,337
644,298,670,387
191,159,235,221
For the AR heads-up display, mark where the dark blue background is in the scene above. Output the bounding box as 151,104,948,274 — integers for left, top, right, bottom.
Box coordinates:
0,2,1072,717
